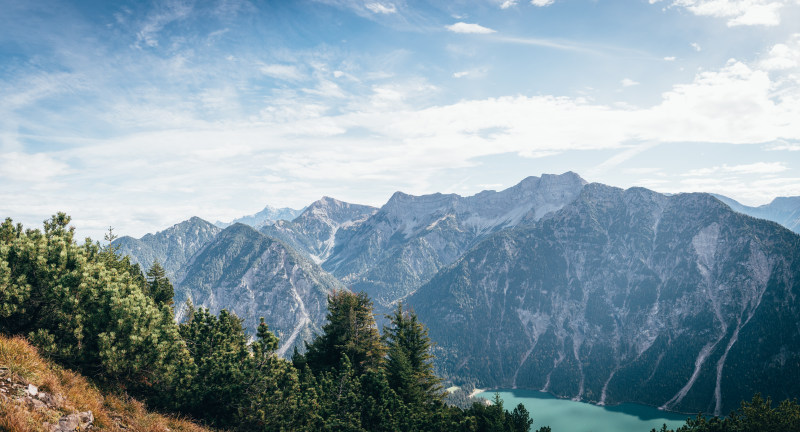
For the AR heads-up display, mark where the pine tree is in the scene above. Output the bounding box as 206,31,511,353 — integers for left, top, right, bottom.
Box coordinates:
383,303,443,407
178,308,252,427
304,290,385,375
146,260,174,306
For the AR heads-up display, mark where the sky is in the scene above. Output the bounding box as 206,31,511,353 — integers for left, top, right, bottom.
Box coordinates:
1,0,799,240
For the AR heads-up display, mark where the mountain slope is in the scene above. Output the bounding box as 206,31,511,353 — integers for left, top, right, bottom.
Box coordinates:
324,172,587,308
175,223,346,355
261,196,377,263
112,216,221,280
410,184,800,415
215,204,304,229
0,334,209,432
714,194,800,233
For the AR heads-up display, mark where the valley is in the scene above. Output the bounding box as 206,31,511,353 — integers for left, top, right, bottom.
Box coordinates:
112,172,800,416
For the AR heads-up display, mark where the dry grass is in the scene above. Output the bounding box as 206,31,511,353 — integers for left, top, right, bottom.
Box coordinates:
0,334,215,432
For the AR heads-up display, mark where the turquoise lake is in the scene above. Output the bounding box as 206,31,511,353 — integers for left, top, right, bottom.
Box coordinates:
476,389,690,432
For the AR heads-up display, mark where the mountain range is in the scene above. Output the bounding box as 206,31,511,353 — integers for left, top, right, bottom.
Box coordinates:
112,173,800,414
712,194,800,234
409,184,800,415
214,204,305,229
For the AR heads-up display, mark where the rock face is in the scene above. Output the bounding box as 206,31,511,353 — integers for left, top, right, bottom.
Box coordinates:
175,223,345,355
714,194,800,234
216,204,304,229
409,184,800,415
262,197,378,263
112,216,221,280
323,172,587,308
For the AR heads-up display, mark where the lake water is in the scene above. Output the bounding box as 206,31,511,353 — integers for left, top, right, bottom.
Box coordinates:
476,389,689,432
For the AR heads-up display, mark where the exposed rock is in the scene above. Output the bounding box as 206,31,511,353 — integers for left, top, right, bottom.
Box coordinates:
217,204,305,229
411,185,800,415
38,390,66,409
175,223,345,355
325,172,587,308
262,197,377,263
25,395,47,410
47,411,94,432
112,216,221,280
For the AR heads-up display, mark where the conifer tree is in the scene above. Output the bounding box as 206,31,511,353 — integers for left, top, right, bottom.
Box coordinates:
178,308,252,426
383,303,443,407
146,260,174,306
304,290,385,375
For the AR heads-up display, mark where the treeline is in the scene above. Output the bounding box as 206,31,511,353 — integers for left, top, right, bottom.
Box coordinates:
0,214,542,431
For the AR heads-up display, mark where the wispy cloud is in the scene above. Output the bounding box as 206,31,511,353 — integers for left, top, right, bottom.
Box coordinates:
531,0,556,6
685,162,788,176
260,64,305,81
446,22,497,34
365,3,397,14
135,0,194,48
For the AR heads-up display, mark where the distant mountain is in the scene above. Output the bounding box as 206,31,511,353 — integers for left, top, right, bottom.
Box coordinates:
713,194,800,233
215,205,304,229
112,217,221,280
410,185,800,415
323,172,587,308
261,197,378,263
174,223,346,355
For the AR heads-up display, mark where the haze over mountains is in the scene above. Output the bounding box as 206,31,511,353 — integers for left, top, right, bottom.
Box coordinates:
112,172,800,414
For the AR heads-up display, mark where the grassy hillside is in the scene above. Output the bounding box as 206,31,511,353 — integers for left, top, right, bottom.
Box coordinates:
0,334,212,432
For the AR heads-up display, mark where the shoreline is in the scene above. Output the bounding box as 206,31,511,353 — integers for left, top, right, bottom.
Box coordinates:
468,388,698,416
469,388,487,398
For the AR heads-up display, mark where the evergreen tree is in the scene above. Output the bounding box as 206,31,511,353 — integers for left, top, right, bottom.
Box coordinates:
146,260,174,306
178,308,252,426
319,355,366,431
239,317,301,431
383,303,443,407
304,290,385,375
0,214,192,406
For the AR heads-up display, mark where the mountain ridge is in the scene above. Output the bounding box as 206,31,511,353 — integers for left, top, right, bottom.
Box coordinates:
409,184,800,415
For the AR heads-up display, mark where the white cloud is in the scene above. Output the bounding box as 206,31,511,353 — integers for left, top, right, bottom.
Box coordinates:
621,78,640,87
135,0,193,48
760,35,800,70
685,162,788,176
500,0,518,8
691,42,702,51
531,0,556,5
446,22,497,34
766,141,800,151
260,64,305,81
452,68,488,79
664,56,677,61
365,3,397,14
652,0,787,26
0,152,71,183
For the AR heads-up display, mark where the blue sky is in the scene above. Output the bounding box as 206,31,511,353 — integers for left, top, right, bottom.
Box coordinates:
1,0,799,239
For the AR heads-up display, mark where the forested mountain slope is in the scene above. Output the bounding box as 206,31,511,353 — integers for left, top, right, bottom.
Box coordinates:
410,184,800,415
